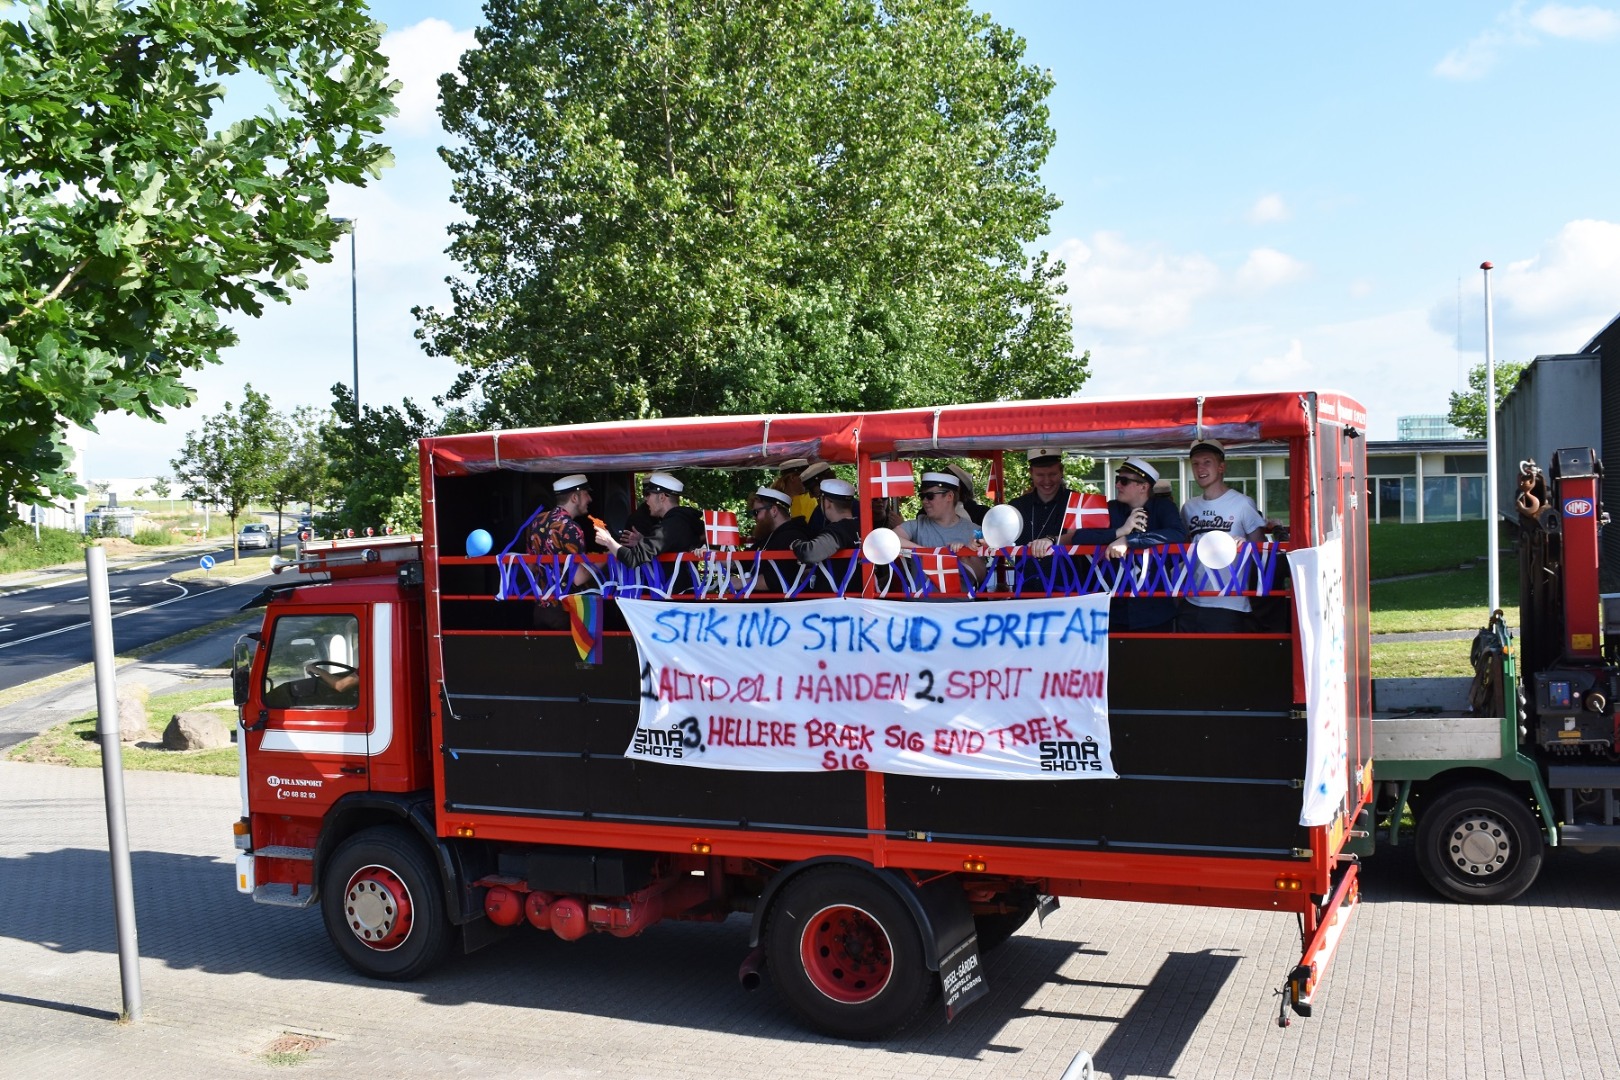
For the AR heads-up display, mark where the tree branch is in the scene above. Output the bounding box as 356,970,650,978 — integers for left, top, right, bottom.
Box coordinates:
0,257,91,334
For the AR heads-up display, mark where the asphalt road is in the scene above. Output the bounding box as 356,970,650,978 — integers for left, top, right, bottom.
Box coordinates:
0,547,272,690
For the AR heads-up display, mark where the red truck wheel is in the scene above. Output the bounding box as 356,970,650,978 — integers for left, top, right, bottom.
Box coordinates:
767,866,934,1039
321,826,452,980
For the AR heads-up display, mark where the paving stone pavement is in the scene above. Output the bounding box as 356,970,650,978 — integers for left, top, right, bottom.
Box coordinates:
2,756,1617,1079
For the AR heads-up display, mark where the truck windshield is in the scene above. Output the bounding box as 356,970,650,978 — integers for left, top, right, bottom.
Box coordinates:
261,613,361,710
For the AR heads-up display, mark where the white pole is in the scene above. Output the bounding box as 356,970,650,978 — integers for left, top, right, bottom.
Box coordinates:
1481,261,1500,616
87,546,142,1021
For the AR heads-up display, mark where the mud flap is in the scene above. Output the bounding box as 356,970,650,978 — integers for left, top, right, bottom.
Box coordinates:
895,871,989,1022
1283,864,1359,1026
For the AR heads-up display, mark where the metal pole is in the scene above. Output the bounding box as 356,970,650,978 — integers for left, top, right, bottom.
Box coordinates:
348,221,359,415
1481,261,1500,615
87,546,142,1022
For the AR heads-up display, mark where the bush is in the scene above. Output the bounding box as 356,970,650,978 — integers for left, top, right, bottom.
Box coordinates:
131,528,171,546
0,524,87,573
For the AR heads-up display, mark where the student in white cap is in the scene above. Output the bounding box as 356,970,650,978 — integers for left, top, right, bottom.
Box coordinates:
777,458,818,522
528,474,593,560
799,461,832,528
1181,439,1268,633
746,485,814,592
1009,448,1073,547
594,471,703,566
527,474,596,627
1066,457,1185,632
899,472,986,584
749,486,813,551
792,477,860,567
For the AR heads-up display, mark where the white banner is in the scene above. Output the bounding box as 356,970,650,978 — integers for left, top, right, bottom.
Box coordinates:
620,594,1115,780
1287,538,1350,826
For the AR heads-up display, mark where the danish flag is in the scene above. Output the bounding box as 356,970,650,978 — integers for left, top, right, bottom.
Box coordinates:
867,460,915,498
1064,491,1110,531
702,510,742,548
907,548,963,595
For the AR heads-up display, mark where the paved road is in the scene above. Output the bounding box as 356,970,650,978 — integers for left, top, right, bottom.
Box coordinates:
0,619,252,751
0,548,269,690
0,742,1616,1078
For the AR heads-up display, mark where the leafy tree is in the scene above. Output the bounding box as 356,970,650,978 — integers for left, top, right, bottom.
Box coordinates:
321,385,435,533
266,405,331,547
421,0,1083,430
169,386,278,560
150,474,172,512
1448,360,1529,438
0,0,397,526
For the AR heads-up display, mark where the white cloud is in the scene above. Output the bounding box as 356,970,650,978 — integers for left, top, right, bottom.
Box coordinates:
1058,233,1220,337
1059,233,1306,352
1435,27,1522,80
1432,219,1620,355
382,19,479,136
1245,339,1308,384
1529,3,1620,39
1247,193,1290,224
1435,3,1618,79
1236,248,1309,291
1349,278,1375,298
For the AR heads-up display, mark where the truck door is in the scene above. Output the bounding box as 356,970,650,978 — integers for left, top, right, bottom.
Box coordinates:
247,607,374,811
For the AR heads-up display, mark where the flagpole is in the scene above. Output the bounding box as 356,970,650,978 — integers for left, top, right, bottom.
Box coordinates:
1481,260,1500,616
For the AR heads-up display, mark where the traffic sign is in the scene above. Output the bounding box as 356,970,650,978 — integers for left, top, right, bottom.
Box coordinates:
199,555,216,572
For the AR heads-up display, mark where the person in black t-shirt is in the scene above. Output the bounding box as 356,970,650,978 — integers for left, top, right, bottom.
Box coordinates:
593,471,703,566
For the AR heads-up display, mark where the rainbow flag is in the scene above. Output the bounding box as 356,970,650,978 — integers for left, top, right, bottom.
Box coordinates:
563,593,604,664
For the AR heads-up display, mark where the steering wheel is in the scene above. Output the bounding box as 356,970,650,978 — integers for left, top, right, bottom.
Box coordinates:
304,660,358,678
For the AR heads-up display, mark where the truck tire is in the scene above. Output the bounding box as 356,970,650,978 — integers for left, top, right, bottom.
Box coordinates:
766,866,936,1039
321,825,452,980
1415,784,1543,903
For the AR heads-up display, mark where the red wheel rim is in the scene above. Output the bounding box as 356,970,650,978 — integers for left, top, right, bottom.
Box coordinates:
799,903,894,1003
342,864,415,951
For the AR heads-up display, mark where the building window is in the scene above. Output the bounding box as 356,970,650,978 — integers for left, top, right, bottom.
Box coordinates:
1443,454,1487,474
1423,476,1459,520
1459,476,1484,520
1371,454,1417,475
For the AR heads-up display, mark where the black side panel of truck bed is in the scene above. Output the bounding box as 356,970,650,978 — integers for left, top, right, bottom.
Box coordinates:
438,630,1307,856
439,632,868,831
885,634,1308,856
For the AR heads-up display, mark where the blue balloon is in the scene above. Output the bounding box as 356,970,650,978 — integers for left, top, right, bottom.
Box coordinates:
465,529,493,558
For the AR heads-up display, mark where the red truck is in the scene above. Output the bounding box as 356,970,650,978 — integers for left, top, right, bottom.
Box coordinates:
232,392,1367,1037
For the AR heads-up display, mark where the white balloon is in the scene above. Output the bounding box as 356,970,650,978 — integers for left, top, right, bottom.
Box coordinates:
1193,530,1238,570
862,527,903,566
980,503,1024,549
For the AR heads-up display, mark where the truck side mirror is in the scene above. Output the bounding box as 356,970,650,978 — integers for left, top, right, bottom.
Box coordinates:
232,636,258,707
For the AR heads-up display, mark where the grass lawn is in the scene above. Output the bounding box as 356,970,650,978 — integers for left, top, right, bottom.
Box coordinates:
6,686,238,776
1369,563,1517,634
1369,520,1496,578
1370,638,1477,679
172,548,282,583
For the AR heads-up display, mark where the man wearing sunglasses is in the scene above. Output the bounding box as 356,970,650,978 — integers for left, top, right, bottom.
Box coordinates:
593,471,704,566
1066,457,1185,633
899,472,987,586
749,486,812,551
744,485,813,592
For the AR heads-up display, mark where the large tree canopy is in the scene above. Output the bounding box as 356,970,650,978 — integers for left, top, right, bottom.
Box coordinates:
422,0,1083,428
0,0,396,523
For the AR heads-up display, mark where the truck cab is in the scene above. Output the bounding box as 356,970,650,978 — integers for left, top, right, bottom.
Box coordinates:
232,535,431,906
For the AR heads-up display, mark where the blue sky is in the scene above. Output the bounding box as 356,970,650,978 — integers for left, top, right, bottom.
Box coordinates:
82,1,1620,478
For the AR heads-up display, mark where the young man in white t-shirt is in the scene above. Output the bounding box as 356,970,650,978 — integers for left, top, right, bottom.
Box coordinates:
1181,439,1268,633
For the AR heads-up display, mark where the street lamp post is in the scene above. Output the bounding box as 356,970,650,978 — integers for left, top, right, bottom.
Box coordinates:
333,217,359,416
